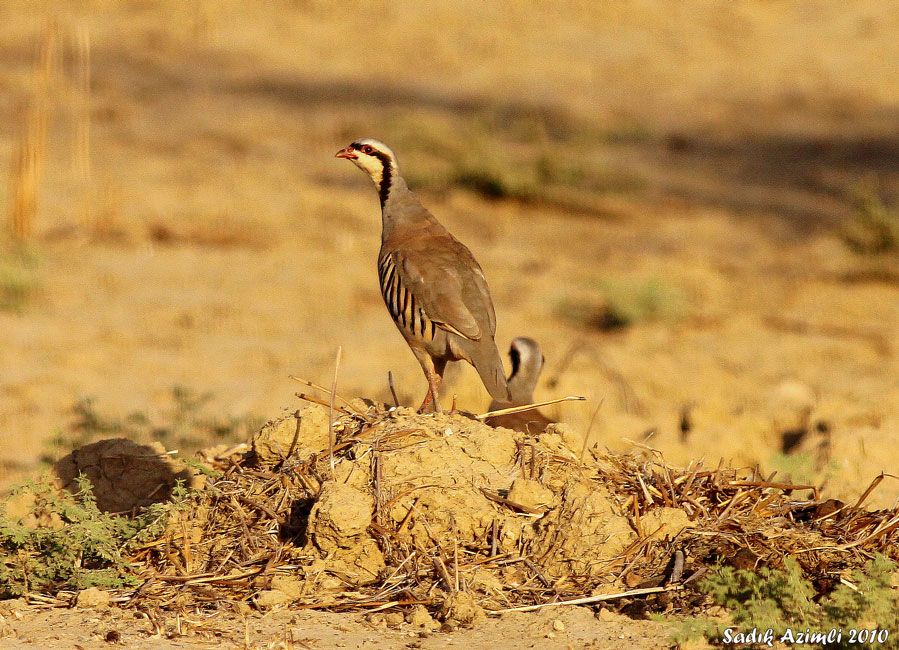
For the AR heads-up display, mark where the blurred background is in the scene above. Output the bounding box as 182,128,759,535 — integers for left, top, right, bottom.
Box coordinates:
1,0,898,506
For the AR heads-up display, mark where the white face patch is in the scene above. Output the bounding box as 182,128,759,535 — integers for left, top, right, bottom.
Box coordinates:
338,138,398,203
350,153,385,185
348,138,397,184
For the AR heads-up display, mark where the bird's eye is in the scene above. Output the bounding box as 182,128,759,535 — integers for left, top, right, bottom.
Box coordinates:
362,145,374,154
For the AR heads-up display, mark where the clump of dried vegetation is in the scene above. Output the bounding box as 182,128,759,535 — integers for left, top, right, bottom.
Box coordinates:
2,396,897,634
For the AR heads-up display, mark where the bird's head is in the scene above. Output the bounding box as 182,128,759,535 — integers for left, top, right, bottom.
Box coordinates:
335,138,397,187
509,337,545,381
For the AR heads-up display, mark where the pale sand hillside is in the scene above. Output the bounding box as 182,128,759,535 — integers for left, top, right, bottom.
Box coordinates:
1,0,898,513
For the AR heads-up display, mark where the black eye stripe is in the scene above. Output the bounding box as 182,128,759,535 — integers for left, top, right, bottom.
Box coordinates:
509,345,521,378
349,142,394,206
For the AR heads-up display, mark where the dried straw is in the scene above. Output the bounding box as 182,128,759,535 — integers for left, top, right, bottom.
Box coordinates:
103,400,899,620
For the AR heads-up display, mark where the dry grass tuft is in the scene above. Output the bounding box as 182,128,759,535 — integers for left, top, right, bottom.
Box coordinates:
7,19,57,243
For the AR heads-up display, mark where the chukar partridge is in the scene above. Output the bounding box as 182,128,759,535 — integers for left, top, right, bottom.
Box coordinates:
485,337,554,433
336,138,510,413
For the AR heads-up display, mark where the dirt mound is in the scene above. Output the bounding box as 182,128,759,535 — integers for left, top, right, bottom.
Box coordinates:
117,400,898,617
6,399,896,621
53,438,201,513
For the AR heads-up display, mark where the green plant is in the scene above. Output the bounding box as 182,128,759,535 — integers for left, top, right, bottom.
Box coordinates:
0,246,41,312
41,387,264,463
384,110,643,213
768,451,818,486
664,556,899,649
555,276,688,331
842,180,899,255
596,276,687,326
0,474,185,596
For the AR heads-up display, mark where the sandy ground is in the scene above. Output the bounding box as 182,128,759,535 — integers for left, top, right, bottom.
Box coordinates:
0,602,673,650
2,1,899,647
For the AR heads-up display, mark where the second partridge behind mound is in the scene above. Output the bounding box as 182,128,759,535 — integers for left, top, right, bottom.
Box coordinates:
486,337,555,433
336,138,510,412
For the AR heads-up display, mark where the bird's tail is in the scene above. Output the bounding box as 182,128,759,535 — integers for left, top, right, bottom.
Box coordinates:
469,338,511,402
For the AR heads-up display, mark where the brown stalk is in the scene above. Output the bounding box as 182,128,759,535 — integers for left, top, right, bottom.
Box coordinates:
387,371,400,407
289,374,358,411
476,395,586,420
433,555,454,593
579,400,603,461
328,348,342,475
480,488,546,515
488,585,677,614
295,392,351,415
853,473,884,510
9,19,56,241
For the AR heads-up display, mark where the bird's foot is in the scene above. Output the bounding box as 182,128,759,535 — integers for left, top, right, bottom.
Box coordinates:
417,393,441,414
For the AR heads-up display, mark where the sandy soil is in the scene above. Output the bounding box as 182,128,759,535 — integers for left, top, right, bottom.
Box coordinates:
0,602,673,650
2,1,899,647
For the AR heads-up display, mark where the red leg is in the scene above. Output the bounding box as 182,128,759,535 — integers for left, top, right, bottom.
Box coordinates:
414,352,446,414
417,367,442,413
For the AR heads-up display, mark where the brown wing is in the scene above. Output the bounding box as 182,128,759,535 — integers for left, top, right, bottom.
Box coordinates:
389,231,498,343
394,247,483,340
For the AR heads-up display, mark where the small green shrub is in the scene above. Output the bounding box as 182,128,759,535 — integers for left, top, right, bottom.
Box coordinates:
0,474,186,596
842,180,899,255
768,451,818,486
42,386,264,462
664,556,899,649
596,276,687,326
385,111,644,212
556,276,688,330
0,246,40,312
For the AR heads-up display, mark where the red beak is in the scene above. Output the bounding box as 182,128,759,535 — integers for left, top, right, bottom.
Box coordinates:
335,147,357,160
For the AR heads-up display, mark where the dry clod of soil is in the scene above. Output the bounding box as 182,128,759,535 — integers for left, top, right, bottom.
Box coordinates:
308,481,374,552
305,481,386,586
75,587,111,609
640,506,696,538
532,479,636,579
0,599,26,617
439,591,486,625
543,422,583,451
255,589,293,609
317,538,386,587
53,438,199,513
406,604,437,629
507,478,555,511
252,406,331,466
270,576,304,600
597,607,628,623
